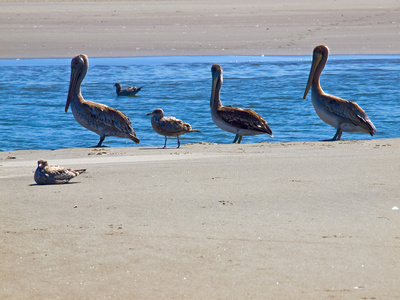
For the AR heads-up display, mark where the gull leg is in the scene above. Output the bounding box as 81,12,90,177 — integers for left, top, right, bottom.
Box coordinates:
177,137,180,148
163,136,168,148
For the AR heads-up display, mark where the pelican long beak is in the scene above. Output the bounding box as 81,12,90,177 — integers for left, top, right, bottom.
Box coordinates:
65,69,78,112
303,52,322,100
210,65,222,108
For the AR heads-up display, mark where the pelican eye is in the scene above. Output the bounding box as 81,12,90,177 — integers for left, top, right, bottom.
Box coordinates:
72,56,84,68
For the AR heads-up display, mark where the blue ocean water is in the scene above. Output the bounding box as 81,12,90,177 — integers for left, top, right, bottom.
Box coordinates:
0,55,399,151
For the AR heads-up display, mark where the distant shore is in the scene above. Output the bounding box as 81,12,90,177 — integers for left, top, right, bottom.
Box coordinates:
0,0,399,59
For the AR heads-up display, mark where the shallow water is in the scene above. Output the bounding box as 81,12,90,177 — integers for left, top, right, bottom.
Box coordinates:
0,55,399,151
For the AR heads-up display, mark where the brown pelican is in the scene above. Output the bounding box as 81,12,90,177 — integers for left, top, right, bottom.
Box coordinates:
210,64,273,143
34,159,86,184
303,45,377,140
147,108,200,148
66,54,140,147
114,83,142,96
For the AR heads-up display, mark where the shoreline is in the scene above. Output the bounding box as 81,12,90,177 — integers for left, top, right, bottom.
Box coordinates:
0,136,395,153
1,52,400,61
2,52,400,59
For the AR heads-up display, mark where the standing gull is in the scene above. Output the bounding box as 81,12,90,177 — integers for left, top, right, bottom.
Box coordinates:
147,108,200,148
303,45,377,140
66,54,140,147
114,83,142,97
210,64,273,143
34,159,86,185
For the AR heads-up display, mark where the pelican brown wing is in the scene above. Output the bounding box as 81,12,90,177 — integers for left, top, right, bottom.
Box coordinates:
320,94,376,135
84,101,137,135
217,106,273,135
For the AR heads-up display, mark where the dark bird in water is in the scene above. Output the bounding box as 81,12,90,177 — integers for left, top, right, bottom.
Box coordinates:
303,45,376,140
114,83,142,96
65,54,140,147
147,108,200,148
210,64,273,143
34,159,86,184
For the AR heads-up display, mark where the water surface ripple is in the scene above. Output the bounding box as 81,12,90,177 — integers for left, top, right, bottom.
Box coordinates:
0,55,399,151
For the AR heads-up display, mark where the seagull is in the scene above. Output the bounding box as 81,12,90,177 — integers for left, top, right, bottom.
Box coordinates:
147,108,200,148
114,83,142,96
34,159,86,184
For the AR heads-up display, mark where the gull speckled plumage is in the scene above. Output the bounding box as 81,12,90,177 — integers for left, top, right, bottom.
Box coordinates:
210,64,273,143
303,45,376,140
147,108,200,148
34,159,86,185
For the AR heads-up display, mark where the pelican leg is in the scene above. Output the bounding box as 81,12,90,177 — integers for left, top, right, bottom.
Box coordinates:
336,130,342,140
163,136,168,148
96,135,105,147
323,129,342,141
232,134,239,143
177,136,180,148
238,135,243,144
332,129,342,141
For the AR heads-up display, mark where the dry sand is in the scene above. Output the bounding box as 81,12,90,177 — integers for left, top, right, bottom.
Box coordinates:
1,0,400,299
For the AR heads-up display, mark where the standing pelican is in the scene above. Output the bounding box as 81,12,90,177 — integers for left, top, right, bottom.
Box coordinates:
210,64,273,143
303,45,376,140
147,108,200,148
34,159,86,185
66,54,140,147
114,83,142,97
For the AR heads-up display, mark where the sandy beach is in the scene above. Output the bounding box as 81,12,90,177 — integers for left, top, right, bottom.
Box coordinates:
1,0,400,299
2,141,400,299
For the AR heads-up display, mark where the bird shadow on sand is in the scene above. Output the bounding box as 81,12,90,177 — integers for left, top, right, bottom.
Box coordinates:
87,145,110,148
139,147,181,150
29,182,81,186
